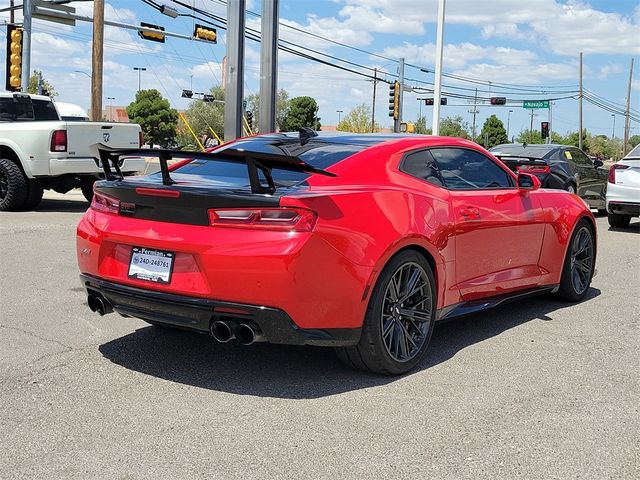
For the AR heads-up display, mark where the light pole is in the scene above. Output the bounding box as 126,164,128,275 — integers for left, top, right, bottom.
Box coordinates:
133,67,146,93
336,110,343,124
106,96,115,121
611,114,616,140
74,70,91,79
507,109,513,141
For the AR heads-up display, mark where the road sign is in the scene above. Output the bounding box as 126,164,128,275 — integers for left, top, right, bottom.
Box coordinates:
523,100,549,109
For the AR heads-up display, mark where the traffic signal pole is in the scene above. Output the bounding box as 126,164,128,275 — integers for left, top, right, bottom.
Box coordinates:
225,0,245,142
258,0,278,134
20,0,32,92
395,58,404,133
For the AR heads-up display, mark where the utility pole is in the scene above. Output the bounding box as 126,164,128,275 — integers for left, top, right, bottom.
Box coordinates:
371,68,377,133
507,109,513,140
91,0,104,121
10,0,15,23
21,0,33,92
470,88,479,138
530,109,534,137
395,58,405,133
548,101,553,144
578,51,583,150
258,0,278,134
225,0,246,142
611,114,616,140
623,58,634,156
432,0,446,135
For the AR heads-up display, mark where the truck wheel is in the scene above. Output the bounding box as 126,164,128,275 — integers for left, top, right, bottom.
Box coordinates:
0,158,28,211
81,183,94,203
22,180,44,210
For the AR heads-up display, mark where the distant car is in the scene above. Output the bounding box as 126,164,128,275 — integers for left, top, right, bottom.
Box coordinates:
490,143,608,211
606,144,640,227
78,133,597,375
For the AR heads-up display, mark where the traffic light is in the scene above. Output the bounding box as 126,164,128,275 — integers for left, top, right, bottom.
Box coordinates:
388,81,400,119
541,121,549,139
245,110,254,128
424,98,447,105
202,94,215,103
5,24,23,92
181,89,193,98
490,97,507,105
193,24,217,43
138,22,165,43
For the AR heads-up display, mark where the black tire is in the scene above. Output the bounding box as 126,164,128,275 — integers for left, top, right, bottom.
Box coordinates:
335,250,436,375
607,212,631,228
0,158,28,211
555,219,595,302
596,209,607,217
21,180,44,210
565,182,576,194
81,182,95,203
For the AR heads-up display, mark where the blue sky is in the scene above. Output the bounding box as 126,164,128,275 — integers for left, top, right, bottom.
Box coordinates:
1,0,639,138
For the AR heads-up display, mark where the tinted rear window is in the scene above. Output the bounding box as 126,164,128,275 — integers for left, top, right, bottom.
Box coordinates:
0,97,34,121
169,141,365,188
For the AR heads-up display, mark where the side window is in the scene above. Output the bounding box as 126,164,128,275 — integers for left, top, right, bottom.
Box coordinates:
400,149,443,187
32,100,59,121
429,148,514,190
571,149,591,166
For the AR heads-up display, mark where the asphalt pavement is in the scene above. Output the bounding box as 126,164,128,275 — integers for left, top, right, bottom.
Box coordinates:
1,191,638,479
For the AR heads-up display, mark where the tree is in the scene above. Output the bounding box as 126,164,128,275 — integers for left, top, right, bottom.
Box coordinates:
476,115,508,148
415,115,430,134
126,89,178,148
246,89,290,132
280,96,321,131
27,70,57,97
559,129,591,152
176,86,225,148
628,135,640,148
515,129,544,144
439,116,470,139
336,103,380,133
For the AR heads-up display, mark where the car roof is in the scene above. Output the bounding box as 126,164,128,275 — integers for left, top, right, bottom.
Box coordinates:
489,143,572,158
257,131,425,146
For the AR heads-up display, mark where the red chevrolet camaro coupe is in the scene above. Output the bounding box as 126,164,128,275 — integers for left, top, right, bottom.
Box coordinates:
77,131,596,375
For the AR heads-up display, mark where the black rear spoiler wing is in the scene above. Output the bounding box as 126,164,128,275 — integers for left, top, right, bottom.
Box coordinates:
93,144,336,195
492,154,549,172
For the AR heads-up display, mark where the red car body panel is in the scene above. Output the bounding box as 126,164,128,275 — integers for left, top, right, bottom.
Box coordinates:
77,135,595,337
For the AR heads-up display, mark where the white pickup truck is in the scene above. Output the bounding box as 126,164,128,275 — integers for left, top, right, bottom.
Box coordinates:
0,92,145,211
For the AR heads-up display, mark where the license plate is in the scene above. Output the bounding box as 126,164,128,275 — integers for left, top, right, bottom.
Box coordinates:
128,247,174,284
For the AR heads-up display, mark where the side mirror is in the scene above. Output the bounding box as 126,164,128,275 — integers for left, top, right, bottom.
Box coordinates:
593,159,604,168
517,172,541,191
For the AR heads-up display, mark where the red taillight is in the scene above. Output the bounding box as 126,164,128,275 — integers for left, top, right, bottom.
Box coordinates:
517,164,551,174
91,191,120,215
139,131,144,148
51,130,67,152
208,207,317,232
608,163,629,183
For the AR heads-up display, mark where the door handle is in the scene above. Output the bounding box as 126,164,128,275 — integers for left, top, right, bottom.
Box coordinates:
460,207,480,218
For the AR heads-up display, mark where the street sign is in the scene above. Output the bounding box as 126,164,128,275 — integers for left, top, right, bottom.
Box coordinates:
523,100,549,109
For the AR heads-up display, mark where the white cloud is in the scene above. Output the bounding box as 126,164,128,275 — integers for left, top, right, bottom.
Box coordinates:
597,64,623,80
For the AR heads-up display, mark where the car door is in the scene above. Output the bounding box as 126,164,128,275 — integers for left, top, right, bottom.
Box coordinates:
429,147,547,301
570,148,605,206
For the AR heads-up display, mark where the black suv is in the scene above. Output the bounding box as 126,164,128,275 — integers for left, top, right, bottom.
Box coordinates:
489,143,608,210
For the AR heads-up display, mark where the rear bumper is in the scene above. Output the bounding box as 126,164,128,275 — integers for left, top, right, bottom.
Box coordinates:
81,274,361,347
606,183,640,216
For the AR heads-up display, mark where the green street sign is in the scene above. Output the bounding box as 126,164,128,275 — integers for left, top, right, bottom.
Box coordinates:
523,100,549,109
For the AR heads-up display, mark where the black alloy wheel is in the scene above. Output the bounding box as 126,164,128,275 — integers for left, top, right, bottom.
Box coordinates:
335,250,436,375
569,226,594,296
380,262,432,363
556,219,595,302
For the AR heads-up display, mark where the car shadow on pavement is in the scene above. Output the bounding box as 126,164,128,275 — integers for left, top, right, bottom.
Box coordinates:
28,198,89,213
99,287,600,399
608,219,640,234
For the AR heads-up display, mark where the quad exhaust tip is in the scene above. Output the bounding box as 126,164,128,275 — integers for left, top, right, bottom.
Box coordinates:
210,321,235,343
87,294,113,316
